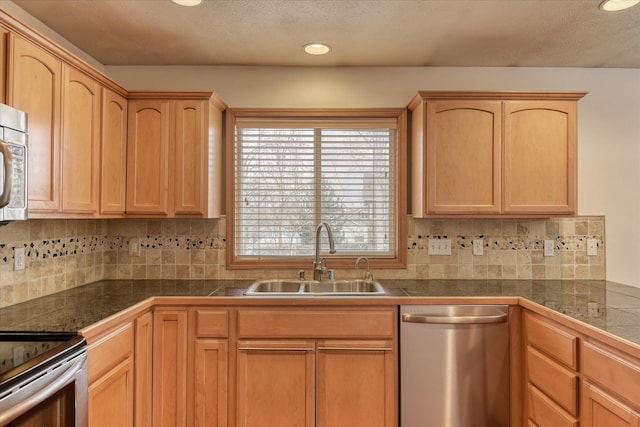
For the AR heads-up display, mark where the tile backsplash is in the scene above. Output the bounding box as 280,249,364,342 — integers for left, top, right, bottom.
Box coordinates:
0,216,605,308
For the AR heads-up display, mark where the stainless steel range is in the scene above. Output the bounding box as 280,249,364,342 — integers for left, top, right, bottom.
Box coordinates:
0,332,87,427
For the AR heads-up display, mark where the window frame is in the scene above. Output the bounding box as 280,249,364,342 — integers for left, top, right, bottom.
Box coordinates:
225,108,407,270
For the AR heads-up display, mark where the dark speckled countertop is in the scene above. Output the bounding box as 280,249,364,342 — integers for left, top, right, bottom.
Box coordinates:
0,279,639,346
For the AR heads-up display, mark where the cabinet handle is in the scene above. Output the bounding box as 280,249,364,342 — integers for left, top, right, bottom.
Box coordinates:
238,347,314,351
317,347,392,351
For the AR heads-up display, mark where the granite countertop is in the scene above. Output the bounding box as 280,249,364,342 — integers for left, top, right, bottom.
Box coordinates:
0,279,639,346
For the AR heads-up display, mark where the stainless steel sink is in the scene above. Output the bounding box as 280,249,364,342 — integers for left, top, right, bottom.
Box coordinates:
244,279,386,296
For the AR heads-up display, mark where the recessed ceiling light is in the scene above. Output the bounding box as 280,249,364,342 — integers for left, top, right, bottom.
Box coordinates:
171,0,202,6
303,43,331,56
599,0,640,11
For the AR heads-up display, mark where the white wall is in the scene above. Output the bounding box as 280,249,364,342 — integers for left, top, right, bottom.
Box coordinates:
106,65,640,287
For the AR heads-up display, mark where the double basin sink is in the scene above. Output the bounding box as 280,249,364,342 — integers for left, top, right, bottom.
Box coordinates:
244,279,386,296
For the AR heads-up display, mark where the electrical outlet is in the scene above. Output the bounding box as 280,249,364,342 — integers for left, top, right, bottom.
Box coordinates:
129,239,140,256
472,239,484,256
587,239,598,256
428,238,451,256
14,247,25,271
544,240,555,257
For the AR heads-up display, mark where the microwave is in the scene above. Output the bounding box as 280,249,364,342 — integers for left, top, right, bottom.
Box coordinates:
0,103,28,223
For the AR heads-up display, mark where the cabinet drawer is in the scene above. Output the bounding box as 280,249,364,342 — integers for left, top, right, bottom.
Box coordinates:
237,308,396,339
583,341,640,409
195,309,229,338
525,312,578,369
87,322,133,384
527,346,578,416
528,384,578,427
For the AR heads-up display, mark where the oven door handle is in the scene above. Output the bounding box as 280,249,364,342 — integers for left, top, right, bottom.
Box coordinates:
0,352,87,426
0,139,12,208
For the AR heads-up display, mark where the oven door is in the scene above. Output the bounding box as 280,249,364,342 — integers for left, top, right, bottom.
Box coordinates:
0,338,87,427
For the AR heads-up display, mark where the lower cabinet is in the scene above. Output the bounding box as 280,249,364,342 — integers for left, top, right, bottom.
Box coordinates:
235,307,398,427
153,307,229,427
86,322,134,427
582,382,640,427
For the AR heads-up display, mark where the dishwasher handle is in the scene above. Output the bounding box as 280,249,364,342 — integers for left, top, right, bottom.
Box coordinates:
401,312,507,324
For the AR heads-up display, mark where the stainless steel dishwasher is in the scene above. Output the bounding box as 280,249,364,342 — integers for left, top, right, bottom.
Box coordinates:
400,305,510,427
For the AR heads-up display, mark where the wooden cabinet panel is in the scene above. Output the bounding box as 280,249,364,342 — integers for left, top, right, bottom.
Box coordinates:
528,384,578,427
192,339,228,427
8,34,62,212
87,323,133,384
409,92,584,217
316,340,396,427
100,88,128,215
0,29,7,103
237,309,396,339
425,100,501,214
527,346,578,416
88,358,134,427
61,65,100,213
135,311,153,427
583,341,640,409
195,309,229,338
153,309,188,427
582,382,640,427
236,340,315,427
503,101,577,214
174,99,207,215
525,312,578,370
126,99,171,214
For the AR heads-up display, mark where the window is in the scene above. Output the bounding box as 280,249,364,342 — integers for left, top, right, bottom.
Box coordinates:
226,109,407,270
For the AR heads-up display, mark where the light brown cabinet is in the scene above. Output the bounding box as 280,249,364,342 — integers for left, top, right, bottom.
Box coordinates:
135,311,154,427
582,382,640,427
235,308,398,427
126,93,225,217
100,88,128,215
153,308,189,427
8,34,107,217
86,322,134,427
8,34,62,213
409,91,586,217
61,64,101,214
153,307,229,427
523,311,580,427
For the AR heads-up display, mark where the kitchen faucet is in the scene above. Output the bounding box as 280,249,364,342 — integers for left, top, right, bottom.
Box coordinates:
355,256,374,282
313,222,336,281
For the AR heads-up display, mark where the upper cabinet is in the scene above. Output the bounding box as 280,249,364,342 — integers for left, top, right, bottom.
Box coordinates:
409,91,586,218
8,34,62,213
100,88,128,216
127,93,225,218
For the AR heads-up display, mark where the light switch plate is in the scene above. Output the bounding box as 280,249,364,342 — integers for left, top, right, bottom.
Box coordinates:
587,239,598,256
428,238,451,256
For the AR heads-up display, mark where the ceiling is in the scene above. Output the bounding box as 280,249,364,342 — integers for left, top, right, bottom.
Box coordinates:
10,0,640,68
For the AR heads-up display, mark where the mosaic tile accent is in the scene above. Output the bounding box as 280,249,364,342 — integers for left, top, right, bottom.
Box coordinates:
0,215,606,308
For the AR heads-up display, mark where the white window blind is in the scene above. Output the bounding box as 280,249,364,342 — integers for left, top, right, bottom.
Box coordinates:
234,117,397,259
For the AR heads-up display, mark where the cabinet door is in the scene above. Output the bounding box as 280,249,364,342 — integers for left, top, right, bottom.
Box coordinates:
101,88,128,215
61,65,100,213
192,339,228,427
153,309,188,427
503,101,577,214
236,340,315,427
582,382,640,427
88,358,134,427
135,311,153,427
174,99,207,215
127,99,171,214
425,100,502,214
8,35,62,212
0,29,7,103
316,340,396,427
